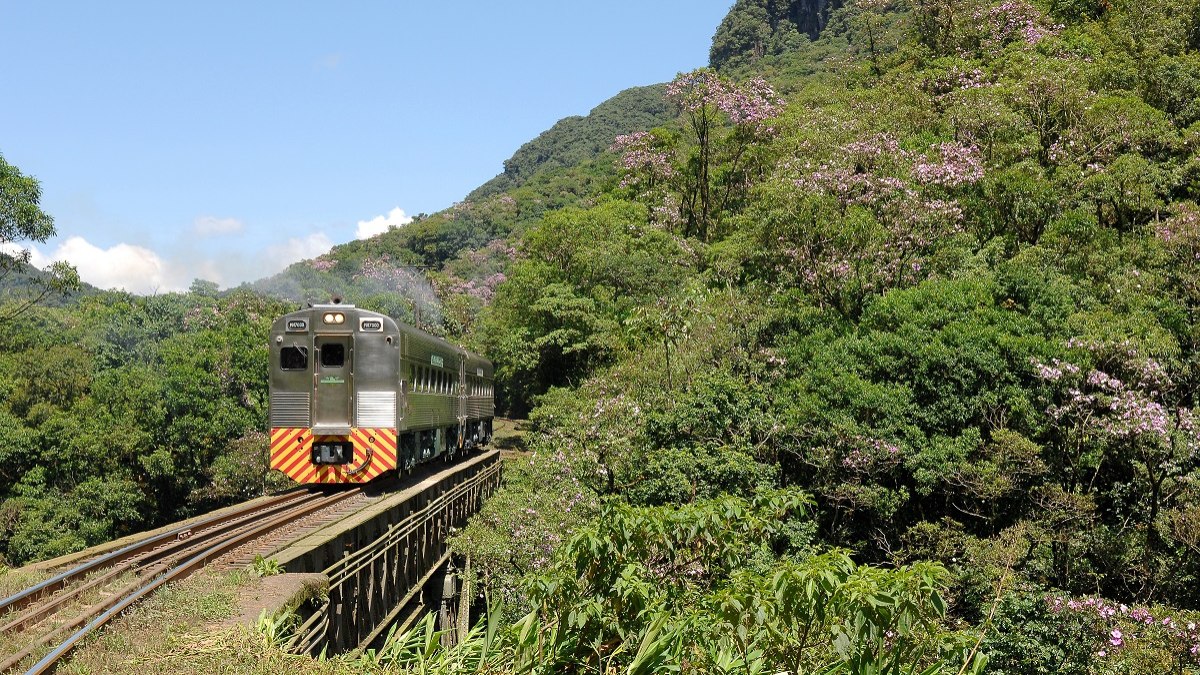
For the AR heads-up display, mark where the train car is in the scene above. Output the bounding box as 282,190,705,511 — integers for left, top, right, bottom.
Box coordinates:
267,301,494,484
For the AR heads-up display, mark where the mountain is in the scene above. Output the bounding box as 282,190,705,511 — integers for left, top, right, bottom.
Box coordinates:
709,0,845,70
468,84,674,200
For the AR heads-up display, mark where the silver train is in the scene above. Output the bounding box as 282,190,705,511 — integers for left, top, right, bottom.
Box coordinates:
267,302,494,484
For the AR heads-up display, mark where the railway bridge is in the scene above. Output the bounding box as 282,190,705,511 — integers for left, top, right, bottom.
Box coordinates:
0,449,502,673
277,449,501,655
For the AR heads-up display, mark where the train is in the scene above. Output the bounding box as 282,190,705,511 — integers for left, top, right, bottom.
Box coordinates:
267,301,494,484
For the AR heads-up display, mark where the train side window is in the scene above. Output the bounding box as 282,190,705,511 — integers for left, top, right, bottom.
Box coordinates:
320,344,345,368
280,346,308,370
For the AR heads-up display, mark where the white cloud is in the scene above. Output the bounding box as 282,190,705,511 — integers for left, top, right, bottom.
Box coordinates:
355,207,413,240
266,232,334,266
193,215,244,236
31,236,186,294
10,226,337,296
0,241,50,268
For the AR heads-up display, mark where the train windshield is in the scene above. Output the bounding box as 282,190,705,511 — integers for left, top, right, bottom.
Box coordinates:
280,346,308,370
321,344,346,368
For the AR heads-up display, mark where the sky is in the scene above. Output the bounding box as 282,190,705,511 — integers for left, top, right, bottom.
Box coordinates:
0,1,733,294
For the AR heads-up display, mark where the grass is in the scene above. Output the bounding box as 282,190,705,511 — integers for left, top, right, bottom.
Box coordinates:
491,418,529,454
56,569,383,674
56,569,317,674
0,565,50,602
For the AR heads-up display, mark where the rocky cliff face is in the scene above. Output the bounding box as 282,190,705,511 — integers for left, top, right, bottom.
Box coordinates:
709,0,843,70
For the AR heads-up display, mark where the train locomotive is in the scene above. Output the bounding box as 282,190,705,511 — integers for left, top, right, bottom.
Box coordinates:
268,302,494,484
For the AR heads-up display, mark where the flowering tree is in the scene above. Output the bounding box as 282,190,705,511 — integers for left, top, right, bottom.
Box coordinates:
1157,202,1200,306
1046,595,1200,669
764,132,983,318
611,69,784,240
912,0,1060,56
1033,339,1199,529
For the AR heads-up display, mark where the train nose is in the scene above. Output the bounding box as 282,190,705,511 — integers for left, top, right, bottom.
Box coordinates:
312,440,353,465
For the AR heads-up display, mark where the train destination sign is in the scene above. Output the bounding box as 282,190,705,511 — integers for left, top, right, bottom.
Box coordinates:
286,319,308,332
360,319,383,331
430,354,444,368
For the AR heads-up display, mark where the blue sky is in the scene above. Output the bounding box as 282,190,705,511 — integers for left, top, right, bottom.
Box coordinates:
1,1,733,293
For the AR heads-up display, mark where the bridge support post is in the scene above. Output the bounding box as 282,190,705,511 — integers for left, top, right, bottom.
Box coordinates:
438,560,459,647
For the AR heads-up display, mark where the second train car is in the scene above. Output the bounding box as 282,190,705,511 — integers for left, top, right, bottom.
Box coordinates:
268,301,494,484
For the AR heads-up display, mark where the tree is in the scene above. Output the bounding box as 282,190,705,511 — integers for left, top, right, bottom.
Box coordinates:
612,69,784,241
0,153,79,320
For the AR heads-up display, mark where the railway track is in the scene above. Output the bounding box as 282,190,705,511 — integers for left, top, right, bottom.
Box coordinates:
0,487,369,674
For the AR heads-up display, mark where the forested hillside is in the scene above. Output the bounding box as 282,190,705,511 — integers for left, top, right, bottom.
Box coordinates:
6,0,1200,670
446,0,1200,669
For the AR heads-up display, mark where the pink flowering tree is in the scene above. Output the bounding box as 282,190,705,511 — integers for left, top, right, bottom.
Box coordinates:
610,131,680,229
972,0,1062,52
761,132,983,318
1033,339,1199,530
437,239,520,336
912,0,1060,56
611,69,785,240
1045,594,1200,669
1156,202,1200,304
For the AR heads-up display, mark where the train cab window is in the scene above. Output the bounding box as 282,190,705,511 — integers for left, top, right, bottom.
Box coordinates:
280,346,308,371
321,344,345,368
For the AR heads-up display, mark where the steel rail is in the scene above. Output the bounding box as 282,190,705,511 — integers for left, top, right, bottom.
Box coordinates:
0,489,327,636
6,487,362,675
0,488,309,617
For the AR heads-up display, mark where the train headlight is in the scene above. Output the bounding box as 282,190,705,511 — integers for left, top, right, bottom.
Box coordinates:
322,312,345,325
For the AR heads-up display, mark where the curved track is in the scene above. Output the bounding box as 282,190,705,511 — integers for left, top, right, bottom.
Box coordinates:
0,487,364,674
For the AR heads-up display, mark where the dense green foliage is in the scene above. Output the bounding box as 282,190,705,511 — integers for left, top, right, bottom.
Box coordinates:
401,492,983,673
446,0,1200,670
0,288,292,565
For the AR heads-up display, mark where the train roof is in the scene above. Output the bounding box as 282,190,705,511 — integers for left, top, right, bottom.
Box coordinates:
275,303,491,367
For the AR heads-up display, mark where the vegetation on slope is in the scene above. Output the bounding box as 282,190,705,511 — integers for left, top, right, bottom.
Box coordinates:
444,0,1200,670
